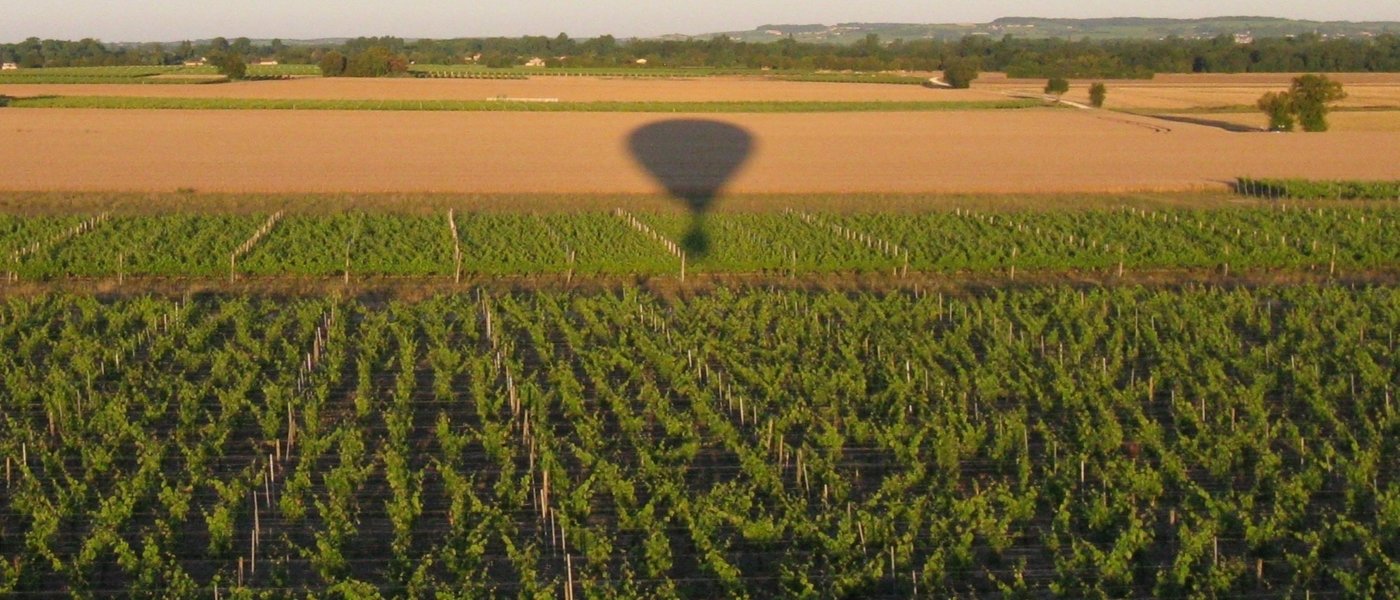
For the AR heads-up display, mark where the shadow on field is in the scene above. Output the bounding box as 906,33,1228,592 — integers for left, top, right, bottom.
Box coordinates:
1149,114,1265,133
628,120,753,259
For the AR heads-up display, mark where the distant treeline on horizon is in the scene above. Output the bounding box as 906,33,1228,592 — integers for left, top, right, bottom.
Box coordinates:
5,32,1400,78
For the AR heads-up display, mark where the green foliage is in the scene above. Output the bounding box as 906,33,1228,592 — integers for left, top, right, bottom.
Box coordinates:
5,95,1040,113
2,206,1399,279
1256,91,1295,131
1255,74,1346,133
1236,177,1400,200
209,52,246,80
942,58,979,89
1290,74,1347,132
318,51,347,77
1088,82,1107,108
5,30,1400,79
0,286,1397,595
341,46,409,78
1044,77,1070,97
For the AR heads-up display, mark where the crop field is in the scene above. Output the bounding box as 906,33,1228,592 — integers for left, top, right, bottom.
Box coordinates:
1,286,1396,598
1162,111,1400,133
2,206,1397,281
974,72,1400,112
1,65,1397,599
2,109,1398,195
1,96,1038,113
0,75,1004,102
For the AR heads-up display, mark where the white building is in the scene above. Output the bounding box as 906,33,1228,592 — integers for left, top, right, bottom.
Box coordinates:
1,63,18,71
524,57,547,68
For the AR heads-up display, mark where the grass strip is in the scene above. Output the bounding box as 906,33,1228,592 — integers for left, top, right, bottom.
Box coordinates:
5,95,1042,113
1124,105,1400,114
1235,177,1400,200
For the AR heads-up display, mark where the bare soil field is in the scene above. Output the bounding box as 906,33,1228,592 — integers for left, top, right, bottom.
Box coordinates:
975,72,1400,111
1174,110,1400,133
2,108,1396,195
0,76,1006,103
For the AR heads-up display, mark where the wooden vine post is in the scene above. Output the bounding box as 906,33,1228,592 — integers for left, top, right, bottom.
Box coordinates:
787,208,909,277
448,209,463,284
614,208,686,281
229,211,283,283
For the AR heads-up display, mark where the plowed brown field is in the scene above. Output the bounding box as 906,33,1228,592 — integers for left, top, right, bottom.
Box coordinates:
976,72,1400,111
3,108,1397,194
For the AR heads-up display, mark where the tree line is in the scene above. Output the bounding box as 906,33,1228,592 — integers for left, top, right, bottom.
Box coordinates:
4,32,1400,77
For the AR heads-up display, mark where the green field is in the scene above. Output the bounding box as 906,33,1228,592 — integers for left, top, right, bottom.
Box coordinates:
1236,178,1400,201
1,95,1039,113
0,205,1397,280
1,286,1396,597
1,192,1396,598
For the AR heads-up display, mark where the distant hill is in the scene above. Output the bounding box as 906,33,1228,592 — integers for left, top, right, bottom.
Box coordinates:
702,17,1400,43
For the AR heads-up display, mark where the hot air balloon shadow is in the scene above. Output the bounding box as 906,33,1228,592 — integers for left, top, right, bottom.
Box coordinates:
628,120,753,260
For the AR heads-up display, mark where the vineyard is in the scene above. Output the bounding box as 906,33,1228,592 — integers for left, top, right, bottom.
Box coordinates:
1,207,1397,281
1236,178,1400,201
0,286,1395,597
0,66,208,85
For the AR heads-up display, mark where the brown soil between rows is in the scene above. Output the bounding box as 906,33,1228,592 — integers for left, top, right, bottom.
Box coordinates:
3,108,1397,195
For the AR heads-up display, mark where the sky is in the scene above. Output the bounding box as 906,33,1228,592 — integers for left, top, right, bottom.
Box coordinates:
5,0,1400,43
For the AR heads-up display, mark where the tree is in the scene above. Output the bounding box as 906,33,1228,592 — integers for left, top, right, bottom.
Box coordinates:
1089,82,1108,108
343,46,409,77
1256,91,1295,131
319,51,347,77
942,59,979,89
1289,74,1346,132
1044,77,1070,99
210,52,246,80
1254,75,1345,133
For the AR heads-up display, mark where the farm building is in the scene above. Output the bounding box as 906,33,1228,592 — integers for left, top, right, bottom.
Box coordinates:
524,57,546,67
1,63,18,71
256,60,279,66
182,58,207,66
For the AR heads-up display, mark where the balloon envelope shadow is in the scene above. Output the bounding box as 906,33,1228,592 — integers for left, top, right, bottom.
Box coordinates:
628,120,753,259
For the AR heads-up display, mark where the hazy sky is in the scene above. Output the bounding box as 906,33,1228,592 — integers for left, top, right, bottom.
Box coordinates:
5,1,1400,43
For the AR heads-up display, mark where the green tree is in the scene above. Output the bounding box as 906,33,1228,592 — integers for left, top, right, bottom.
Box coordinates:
942,58,979,89
1044,77,1070,99
1089,82,1107,107
319,51,347,77
344,46,409,77
210,52,246,79
1256,91,1295,131
1289,74,1346,132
